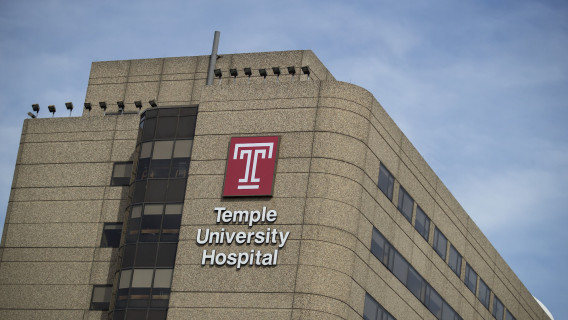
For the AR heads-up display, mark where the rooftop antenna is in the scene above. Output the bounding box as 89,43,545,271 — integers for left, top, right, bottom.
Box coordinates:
206,31,221,85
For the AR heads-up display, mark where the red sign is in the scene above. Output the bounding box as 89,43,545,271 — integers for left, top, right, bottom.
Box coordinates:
223,136,279,197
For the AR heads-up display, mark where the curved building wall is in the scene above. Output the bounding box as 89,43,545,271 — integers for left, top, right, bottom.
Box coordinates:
0,50,550,320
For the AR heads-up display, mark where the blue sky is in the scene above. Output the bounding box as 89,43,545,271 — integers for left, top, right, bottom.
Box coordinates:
0,0,566,318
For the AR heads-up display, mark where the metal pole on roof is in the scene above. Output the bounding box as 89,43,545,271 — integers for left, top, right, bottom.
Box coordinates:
206,31,220,85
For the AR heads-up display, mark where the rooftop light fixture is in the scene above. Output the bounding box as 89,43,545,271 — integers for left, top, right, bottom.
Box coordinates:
259,68,267,78
27,112,36,119
288,66,296,81
273,67,281,83
134,101,142,112
149,100,158,108
48,105,56,117
301,66,310,80
99,102,107,115
32,104,40,115
230,69,238,83
84,102,92,115
117,101,125,114
214,69,222,85
244,67,252,83
65,102,73,116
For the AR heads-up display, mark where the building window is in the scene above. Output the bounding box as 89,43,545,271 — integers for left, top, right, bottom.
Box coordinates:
433,227,448,261
100,223,122,248
397,186,414,222
477,278,491,309
370,227,463,320
378,163,395,200
111,162,133,186
493,295,504,320
448,245,462,277
414,206,430,241
90,285,112,310
505,310,516,320
363,293,396,320
464,263,477,294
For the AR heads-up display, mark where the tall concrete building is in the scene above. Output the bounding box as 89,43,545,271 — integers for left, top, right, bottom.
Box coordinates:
0,49,551,320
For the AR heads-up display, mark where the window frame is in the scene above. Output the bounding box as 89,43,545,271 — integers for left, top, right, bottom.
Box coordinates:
433,227,448,261
90,284,113,311
100,222,123,248
378,163,395,201
397,186,414,222
111,162,133,186
448,244,462,278
414,206,430,242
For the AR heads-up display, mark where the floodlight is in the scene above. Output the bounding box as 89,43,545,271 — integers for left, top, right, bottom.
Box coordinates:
244,68,252,76
272,67,281,75
287,66,296,75
27,112,36,119
48,105,56,117
214,69,222,78
259,69,267,78
134,101,143,110
32,104,40,114
149,100,158,108
301,66,310,80
84,102,92,111
65,102,73,116
99,102,107,111
117,101,125,113
230,69,238,77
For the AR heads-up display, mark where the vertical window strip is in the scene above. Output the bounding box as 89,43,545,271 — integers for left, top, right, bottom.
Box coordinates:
433,228,448,261
370,227,463,320
378,163,395,200
397,186,414,222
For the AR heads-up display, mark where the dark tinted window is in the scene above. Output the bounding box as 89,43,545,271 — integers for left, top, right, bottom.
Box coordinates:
142,118,156,141
505,310,516,320
135,243,158,267
397,186,414,222
464,263,477,294
111,162,133,186
414,206,430,241
155,117,177,139
156,243,177,267
448,245,462,277
378,163,395,200
433,228,448,261
177,116,197,138
145,180,168,202
101,223,122,248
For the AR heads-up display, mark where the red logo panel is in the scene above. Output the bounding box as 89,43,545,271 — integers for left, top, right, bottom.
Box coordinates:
223,136,279,197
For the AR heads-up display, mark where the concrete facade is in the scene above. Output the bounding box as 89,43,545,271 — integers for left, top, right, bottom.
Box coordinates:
0,50,549,320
